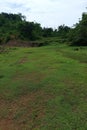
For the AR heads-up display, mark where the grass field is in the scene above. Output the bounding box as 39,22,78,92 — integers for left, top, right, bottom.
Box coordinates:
0,44,87,130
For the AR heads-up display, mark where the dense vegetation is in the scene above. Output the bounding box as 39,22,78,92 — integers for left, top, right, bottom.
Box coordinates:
68,13,87,46
0,12,87,46
0,13,42,43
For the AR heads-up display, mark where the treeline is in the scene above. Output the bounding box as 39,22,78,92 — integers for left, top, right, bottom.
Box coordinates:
0,12,42,43
0,12,87,46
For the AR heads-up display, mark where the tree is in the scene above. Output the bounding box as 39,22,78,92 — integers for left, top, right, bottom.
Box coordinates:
42,27,53,37
57,24,70,38
18,21,42,40
0,12,42,43
69,12,87,46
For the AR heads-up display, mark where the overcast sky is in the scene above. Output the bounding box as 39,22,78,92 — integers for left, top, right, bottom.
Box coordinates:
0,0,86,28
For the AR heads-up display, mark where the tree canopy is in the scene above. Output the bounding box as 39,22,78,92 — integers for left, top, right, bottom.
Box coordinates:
0,12,87,46
68,12,87,46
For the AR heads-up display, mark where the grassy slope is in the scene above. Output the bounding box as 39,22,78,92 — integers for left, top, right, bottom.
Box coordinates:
0,45,87,130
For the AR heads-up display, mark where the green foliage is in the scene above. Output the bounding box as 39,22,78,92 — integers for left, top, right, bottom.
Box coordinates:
0,12,87,46
42,27,54,37
68,12,87,46
18,21,42,40
57,24,70,38
0,12,42,44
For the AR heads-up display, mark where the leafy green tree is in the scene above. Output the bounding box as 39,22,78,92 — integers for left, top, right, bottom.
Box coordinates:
18,21,42,40
69,12,87,46
0,12,42,43
57,24,70,38
42,28,53,37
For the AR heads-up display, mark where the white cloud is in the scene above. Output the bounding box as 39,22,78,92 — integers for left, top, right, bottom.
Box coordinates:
0,0,86,28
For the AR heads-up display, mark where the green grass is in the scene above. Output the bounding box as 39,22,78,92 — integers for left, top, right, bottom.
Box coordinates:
0,44,87,130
